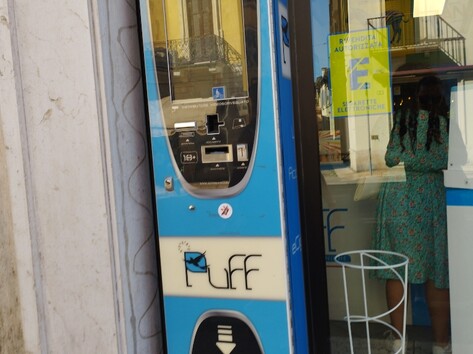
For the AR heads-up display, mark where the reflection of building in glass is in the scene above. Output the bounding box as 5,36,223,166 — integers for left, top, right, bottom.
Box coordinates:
150,0,250,102
315,67,343,163
321,0,469,174
368,3,466,67
315,67,331,130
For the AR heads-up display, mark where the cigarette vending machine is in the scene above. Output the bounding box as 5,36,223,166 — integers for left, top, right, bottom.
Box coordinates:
136,0,310,353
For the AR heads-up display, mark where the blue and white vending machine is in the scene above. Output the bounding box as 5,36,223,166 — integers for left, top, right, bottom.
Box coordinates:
137,0,310,353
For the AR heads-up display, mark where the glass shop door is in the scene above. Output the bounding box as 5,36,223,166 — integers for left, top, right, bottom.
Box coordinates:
308,0,473,352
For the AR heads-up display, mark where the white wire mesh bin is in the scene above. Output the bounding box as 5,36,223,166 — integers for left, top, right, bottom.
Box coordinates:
334,250,409,354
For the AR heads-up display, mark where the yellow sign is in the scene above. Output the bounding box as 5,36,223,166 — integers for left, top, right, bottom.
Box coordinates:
329,28,392,117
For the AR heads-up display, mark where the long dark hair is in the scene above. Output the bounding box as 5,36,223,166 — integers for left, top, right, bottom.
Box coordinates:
396,76,449,151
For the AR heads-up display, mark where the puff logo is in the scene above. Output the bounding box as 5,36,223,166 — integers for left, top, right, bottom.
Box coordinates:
184,252,262,290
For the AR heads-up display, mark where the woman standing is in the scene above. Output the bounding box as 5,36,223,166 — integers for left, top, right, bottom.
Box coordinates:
372,76,451,354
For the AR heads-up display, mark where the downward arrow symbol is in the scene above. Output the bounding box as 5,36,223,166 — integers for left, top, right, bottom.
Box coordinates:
216,342,236,354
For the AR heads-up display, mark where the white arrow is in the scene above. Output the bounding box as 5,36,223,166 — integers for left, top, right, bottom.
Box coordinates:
216,342,236,354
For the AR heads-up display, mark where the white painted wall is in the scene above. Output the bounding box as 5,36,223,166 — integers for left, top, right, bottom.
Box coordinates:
0,0,162,353
0,3,40,350
95,1,163,352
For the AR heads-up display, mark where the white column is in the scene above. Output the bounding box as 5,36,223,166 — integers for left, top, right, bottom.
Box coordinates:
0,2,41,352
346,0,389,172
0,0,123,352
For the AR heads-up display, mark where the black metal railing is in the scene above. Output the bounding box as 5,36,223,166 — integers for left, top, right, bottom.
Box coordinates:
159,34,243,74
367,14,466,66
419,15,466,66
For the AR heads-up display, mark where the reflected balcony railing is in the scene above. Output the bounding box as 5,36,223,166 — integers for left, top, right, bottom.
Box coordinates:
158,34,243,75
368,14,466,66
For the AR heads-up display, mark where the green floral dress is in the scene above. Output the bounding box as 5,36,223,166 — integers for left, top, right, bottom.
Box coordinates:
371,109,449,288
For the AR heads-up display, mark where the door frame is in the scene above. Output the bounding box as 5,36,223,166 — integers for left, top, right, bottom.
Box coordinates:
288,1,331,353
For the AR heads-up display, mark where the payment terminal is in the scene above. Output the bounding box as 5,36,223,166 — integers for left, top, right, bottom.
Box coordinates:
148,0,258,197
137,1,310,353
